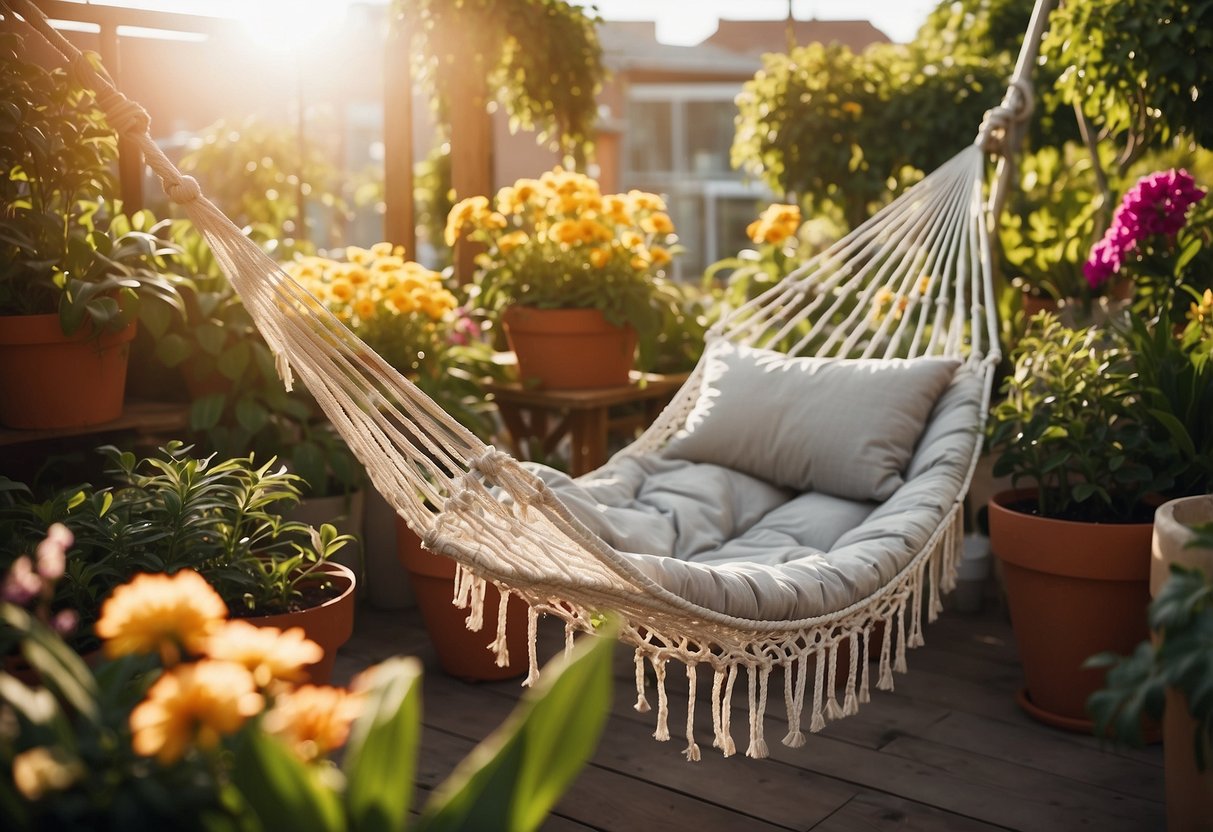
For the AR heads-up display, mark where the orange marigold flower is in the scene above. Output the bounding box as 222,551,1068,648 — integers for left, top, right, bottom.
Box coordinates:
620,230,644,250
550,219,584,246
130,660,263,764
96,571,227,664
204,620,323,688
263,685,363,762
628,190,666,212
497,230,529,254
649,246,672,266
640,212,674,235
589,246,611,269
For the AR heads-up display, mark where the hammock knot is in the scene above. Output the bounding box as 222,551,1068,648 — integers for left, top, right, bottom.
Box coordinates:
167,175,203,205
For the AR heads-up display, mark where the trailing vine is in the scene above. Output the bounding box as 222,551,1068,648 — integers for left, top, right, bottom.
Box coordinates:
394,0,605,160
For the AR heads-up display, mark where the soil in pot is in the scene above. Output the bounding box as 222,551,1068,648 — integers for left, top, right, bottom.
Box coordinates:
241,561,356,685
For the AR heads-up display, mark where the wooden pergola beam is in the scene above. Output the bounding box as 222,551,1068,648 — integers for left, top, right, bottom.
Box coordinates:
382,16,415,254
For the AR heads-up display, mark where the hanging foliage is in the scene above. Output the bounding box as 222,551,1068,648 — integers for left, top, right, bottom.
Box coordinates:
394,0,605,159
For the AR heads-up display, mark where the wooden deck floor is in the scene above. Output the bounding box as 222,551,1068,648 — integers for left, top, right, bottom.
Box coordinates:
333,601,1164,832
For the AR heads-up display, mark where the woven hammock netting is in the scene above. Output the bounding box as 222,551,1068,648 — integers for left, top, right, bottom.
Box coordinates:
3,0,1053,760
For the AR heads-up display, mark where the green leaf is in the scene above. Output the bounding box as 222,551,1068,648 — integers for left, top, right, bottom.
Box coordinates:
138,297,174,339
416,621,615,832
235,398,270,435
343,657,423,832
190,394,227,431
196,322,228,356
230,731,344,832
155,333,194,368
217,340,251,381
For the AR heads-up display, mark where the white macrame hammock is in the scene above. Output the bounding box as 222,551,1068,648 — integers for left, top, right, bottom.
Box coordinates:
7,0,1053,760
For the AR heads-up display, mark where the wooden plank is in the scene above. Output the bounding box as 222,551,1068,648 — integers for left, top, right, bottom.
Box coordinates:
878,735,1163,831
813,792,1010,832
424,672,848,831
382,12,415,254
913,710,1163,802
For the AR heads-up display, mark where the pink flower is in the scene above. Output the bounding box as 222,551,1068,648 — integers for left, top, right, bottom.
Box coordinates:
2,556,43,606
35,523,72,581
1083,169,1206,290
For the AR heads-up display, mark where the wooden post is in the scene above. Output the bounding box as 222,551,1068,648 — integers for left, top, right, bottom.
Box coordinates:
383,16,416,254
447,45,493,283
97,23,143,213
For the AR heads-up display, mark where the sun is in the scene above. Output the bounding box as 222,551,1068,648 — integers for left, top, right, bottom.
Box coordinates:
238,0,349,53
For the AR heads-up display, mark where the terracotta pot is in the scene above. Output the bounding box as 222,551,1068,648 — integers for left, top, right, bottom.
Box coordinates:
1020,291,1059,320
0,313,136,429
1152,495,1213,831
989,489,1153,731
395,515,527,681
502,306,636,390
245,561,356,685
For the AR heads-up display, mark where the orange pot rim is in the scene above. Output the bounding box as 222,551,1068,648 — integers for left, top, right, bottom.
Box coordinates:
503,305,636,335
0,312,136,347
989,488,1154,581
244,560,357,623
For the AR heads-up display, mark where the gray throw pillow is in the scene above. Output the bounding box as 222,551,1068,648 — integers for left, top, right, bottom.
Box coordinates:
664,342,960,501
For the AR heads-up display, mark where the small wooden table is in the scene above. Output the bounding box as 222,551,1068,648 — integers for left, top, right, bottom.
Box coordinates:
486,372,690,476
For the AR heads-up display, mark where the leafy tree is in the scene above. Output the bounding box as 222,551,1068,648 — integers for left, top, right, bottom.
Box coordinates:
1044,0,1213,172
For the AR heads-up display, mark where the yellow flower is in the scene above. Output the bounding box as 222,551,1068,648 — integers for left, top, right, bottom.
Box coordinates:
1190,288,1213,325
747,203,801,245
372,255,405,272
620,230,644,250
95,571,227,664
477,211,508,231
130,660,263,764
603,194,632,224
330,280,354,302
387,288,418,314
578,218,612,243
550,219,584,246
444,195,490,246
630,251,651,270
12,747,84,800
354,298,377,320
640,212,674,235
498,230,529,254
841,101,863,117
263,685,363,762
628,190,666,212
347,265,371,285
370,242,396,257
589,246,611,269
917,274,933,295
649,246,672,266
203,620,323,688
345,246,373,266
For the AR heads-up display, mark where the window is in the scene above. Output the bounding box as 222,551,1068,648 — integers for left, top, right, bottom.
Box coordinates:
623,84,774,280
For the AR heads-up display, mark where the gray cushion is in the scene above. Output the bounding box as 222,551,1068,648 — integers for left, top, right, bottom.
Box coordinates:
664,342,961,501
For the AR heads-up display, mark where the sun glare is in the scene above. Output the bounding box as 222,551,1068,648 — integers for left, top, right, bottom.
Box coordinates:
238,0,348,53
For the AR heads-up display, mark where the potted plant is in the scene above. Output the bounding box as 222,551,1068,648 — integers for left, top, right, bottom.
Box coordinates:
987,314,1173,730
446,167,683,389
0,36,182,430
0,442,356,683
0,546,613,830
1088,510,1213,831
988,167,1213,731
283,242,500,438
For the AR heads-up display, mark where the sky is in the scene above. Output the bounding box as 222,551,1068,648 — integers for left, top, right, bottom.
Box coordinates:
575,0,941,44
64,0,941,45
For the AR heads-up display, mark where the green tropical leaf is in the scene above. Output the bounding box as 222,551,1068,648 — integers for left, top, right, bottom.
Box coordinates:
343,657,423,832
416,621,615,832
230,731,344,832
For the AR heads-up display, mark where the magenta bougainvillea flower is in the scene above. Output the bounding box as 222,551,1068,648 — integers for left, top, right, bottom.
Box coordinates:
1083,169,1207,289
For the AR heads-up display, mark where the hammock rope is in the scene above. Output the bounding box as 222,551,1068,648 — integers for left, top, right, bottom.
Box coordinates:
4,0,1054,759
